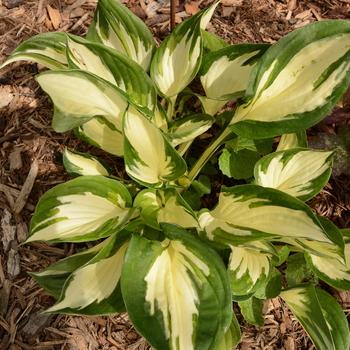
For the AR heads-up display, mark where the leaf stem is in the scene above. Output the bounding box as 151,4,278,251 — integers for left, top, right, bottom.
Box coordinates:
166,95,177,122
187,126,233,183
177,140,193,156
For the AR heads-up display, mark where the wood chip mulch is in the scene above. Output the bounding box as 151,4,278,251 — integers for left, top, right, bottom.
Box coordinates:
0,0,349,349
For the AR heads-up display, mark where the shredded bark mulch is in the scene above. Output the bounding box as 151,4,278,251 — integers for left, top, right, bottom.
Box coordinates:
0,0,349,349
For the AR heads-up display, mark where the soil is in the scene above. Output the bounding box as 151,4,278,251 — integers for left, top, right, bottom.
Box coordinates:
0,0,349,349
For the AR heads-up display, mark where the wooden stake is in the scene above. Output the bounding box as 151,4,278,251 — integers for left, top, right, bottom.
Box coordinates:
170,0,176,31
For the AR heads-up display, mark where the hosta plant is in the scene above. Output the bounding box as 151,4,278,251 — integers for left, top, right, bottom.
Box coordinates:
2,1,350,349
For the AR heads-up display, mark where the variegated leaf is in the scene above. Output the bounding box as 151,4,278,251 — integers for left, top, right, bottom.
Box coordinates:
121,224,232,350
228,241,275,296
36,70,128,132
199,2,219,29
254,267,282,300
0,32,67,70
150,4,218,98
46,230,130,314
219,148,261,180
167,114,214,146
63,148,109,176
238,239,278,255
75,117,124,157
88,0,155,70
281,285,350,350
27,176,133,243
200,44,268,103
198,185,342,258
66,34,157,112
231,20,350,138
153,104,169,131
285,252,315,287
254,148,333,201
201,30,228,52
276,131,307,151
315,288,350,350
306,228,350,290
134,188,198,229
123,106,187,187
66,35,115,84
238,297,264,326
281,217,345,264
215,316,241,350
30,240,106,298
197,95,227,115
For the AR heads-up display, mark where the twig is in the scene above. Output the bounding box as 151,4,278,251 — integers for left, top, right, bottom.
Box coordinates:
13,160,39,214
0,184,16,210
